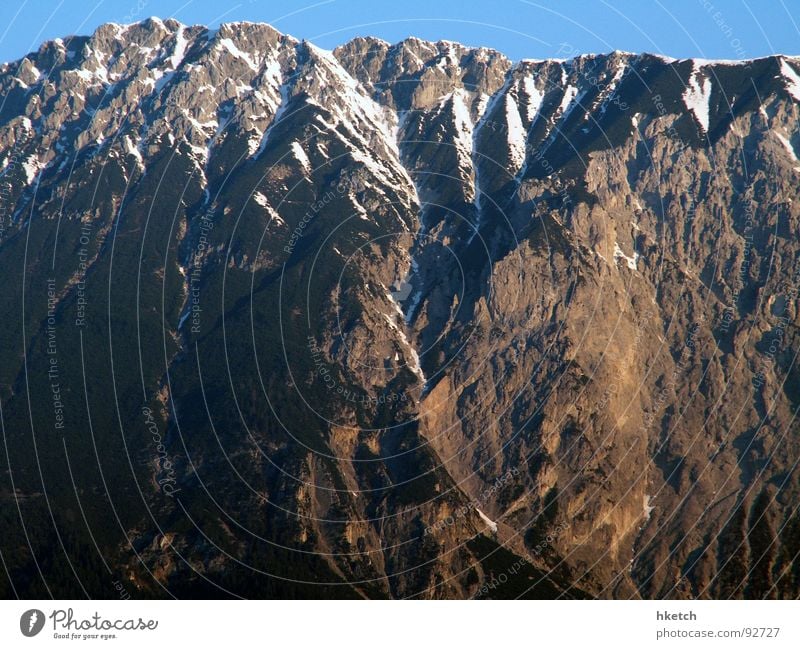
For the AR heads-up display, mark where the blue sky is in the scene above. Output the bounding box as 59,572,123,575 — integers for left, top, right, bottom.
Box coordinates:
1,0,798,64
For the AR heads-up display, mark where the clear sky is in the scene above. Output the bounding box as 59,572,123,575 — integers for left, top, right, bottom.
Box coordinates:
1,0,798,64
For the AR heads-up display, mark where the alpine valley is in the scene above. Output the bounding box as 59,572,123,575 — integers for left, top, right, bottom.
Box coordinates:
1,18,800,599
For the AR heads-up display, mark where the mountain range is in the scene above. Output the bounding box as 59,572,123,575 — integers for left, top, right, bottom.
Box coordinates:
1,17,800,599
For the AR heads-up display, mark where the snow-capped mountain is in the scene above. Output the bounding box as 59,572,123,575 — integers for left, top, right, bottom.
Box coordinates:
1,18,800,599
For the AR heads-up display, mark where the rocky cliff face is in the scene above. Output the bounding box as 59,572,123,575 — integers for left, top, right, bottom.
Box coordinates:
1,18,799,599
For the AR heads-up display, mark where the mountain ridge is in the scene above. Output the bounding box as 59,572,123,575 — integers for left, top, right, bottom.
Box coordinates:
6,16,800,68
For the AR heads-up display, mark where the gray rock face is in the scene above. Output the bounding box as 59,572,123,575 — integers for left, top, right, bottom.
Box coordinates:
1,18,799,599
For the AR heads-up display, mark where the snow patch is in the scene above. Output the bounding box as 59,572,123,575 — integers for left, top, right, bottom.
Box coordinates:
613,241,638,270
251,78,290,159
476,509,498,534
643,495,655,521
559,85,579,115
780,58,800,102
167,26,189,69
468,78,515,243
595,62,627,117
435,43,458,72
253,191,286,225
505,93,526,171
384,288,426,384
123,135,145,172
683,65,712,132
247,134,263,157
445,89,475,197
475,93,491,122
289,141,311,170
347,193,370,221
774,132,800,171
774,132,798,162
521,75,544,123
21,155,44,185
153,69,175,93
217,37,260,72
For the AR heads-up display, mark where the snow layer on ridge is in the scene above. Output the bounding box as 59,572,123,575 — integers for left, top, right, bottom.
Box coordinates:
467,78,514,244
595,61,628,117
167,26,189,69
448,89,476,198
505,93,526,171
691,58,750,66
251,75,290,158
521,75,544,123
781,58,800,102
383,296,426,384
683,65,712,132
306,43,402,156
303,42,418,206
451,89,473,155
